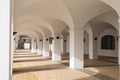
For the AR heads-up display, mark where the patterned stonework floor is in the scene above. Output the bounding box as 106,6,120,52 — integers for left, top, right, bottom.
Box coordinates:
12,50,120,80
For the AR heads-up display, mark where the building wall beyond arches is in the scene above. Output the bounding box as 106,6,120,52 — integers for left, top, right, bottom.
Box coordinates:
98,28,118,57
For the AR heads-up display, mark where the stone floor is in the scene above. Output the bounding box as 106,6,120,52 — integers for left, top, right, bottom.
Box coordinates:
12,50,120,80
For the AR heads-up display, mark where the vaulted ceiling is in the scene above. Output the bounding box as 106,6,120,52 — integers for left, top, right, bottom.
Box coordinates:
14,0,120,39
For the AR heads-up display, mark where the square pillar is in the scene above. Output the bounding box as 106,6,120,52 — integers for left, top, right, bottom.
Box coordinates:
37,39,43,55
61,35,67,54
52,35,61,61
10,17,14,76
37,39,40,55
92,37,98,59
0,0,11,80
88,36,94,59
15,37,19,50
43,37,50,57
118,19,120,65
67,35,70,53
31,39,37,53
70,28,84,69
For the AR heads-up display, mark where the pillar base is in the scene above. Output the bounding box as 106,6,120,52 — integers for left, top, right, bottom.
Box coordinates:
89,55,98,60
70,58,84,69
37,50,42,55
119,58,120,65
31,49,37,53
52,53,61,61
43,50,50,57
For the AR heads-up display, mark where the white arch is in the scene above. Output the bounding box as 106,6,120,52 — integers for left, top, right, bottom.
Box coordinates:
14,0,74,28
99,0,120,15
16,30,40,39
15,15,54,34
84,23,93,59
91,10,119,31
16,24,45,37
44,17,70,34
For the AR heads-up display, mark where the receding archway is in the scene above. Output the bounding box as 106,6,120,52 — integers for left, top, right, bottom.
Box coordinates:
84,21,118,67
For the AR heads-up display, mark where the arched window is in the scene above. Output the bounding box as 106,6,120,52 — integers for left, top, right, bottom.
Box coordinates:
101,35,115,50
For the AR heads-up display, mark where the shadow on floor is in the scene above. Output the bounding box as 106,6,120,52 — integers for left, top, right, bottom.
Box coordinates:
61,54,118,67
98,59,118,64
62,53,69,60
14,55,42,58
61,62,69,66
74,69,117,80
74,74,116,80
14,54,32,55
15,50,31,53
84,55,118,67
14,58,51,63
13,64,67,74
85,64,118,67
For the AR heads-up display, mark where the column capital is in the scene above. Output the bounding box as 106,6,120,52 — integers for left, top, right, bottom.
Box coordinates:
52,33,61,37
43,36,49,39
52,33,62,39
70,27,84,34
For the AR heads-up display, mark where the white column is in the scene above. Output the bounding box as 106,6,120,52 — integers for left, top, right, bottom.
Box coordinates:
85,24,94,59
118,19,120,65
61,35,67,54
67,35,70,53
13,38,16,53
14,38,17,52
31,39,37,53
15,37,19,49
70,28,84,69
37,39,40,54
37,39,43,55
89,34,94,59
11,36,14,75
0,0,10,80
61,37,64,54
93,37,98,59
11,35,14,75
10,16,14,76
52,35,61,61
43,36,50,57
39,40,43,55
31,39,34,53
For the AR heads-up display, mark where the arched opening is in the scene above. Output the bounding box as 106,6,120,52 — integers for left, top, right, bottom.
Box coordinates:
17,35,31,50
84,21,118,68
84,31,89,56
61,31,70,66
